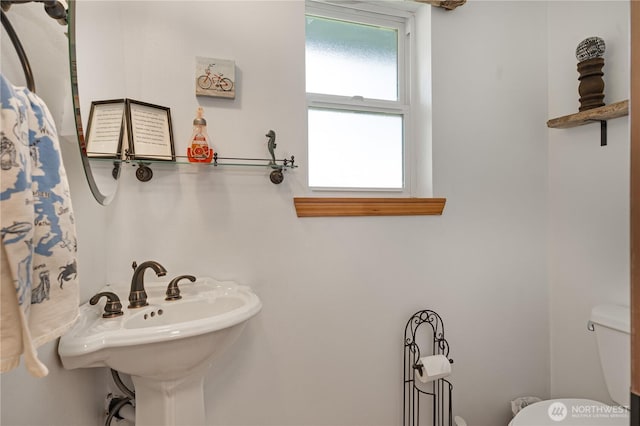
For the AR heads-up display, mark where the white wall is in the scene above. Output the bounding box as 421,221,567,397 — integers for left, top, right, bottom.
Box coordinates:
101,2,549,425
430,2,550,422
3,1,629,426
547,1,630,403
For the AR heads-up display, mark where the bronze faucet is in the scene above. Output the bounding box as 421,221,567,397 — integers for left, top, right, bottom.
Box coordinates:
128,260,167,308
90,292,123,318
165,275,196,301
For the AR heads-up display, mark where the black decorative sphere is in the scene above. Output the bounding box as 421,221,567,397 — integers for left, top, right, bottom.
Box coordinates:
576,36,606,62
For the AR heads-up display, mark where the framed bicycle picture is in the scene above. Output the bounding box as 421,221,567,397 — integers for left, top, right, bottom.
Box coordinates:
125,99,175,161
85,99,126,158
195,57,236,99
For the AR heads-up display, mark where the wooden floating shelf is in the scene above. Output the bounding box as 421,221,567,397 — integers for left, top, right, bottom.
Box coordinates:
547,100,629,129
293,197,446,217
415,0,466,10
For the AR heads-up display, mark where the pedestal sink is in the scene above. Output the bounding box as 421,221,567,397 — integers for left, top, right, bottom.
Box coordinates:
58,277,261,426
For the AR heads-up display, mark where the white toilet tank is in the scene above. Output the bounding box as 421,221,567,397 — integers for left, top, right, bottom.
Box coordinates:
590,304,630,408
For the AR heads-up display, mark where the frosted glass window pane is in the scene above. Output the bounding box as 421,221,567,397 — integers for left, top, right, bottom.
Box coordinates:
306,15,398,101
308,109,403,189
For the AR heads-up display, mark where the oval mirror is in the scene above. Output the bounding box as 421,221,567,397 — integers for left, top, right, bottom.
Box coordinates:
68,0,122,205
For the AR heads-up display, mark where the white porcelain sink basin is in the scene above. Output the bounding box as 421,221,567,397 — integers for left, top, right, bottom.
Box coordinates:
124,296,245,330
59,277,261,373
58,277,261,426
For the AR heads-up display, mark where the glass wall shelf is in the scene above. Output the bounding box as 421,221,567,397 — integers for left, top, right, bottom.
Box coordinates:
88,153,297,184
85,129,295,183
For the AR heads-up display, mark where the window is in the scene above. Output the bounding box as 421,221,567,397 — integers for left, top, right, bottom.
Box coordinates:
305,2,411,191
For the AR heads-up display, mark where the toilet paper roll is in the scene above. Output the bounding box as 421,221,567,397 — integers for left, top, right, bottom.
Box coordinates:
416,354,451,383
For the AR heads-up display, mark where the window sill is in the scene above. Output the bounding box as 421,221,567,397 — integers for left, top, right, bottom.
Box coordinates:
293,197,446,217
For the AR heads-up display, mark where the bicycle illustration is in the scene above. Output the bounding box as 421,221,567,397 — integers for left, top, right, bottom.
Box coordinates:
197,64,233,92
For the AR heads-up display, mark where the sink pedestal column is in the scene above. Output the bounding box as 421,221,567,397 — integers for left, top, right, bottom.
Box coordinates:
131,369,208,426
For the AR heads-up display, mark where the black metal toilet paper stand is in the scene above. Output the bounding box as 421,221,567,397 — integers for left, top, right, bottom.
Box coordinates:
403,310,454,426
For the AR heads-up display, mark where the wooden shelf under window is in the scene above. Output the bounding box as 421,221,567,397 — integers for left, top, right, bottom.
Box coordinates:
293,197,446,217
547,100,629,129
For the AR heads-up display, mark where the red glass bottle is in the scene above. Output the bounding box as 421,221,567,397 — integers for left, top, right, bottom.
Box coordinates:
187,107,214,163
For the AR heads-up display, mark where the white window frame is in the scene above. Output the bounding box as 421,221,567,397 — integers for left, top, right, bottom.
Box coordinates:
305,1,416,194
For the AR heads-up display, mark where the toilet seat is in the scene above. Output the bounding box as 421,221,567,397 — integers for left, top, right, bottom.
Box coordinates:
509,398,629,426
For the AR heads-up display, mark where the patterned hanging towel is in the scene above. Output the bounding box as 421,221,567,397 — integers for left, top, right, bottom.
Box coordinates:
0,74,79,378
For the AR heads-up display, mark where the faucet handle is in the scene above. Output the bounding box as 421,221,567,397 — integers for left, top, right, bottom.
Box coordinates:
165,275,196,301
90,292,124,318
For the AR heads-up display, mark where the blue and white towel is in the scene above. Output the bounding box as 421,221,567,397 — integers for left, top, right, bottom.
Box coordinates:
0,74,79,377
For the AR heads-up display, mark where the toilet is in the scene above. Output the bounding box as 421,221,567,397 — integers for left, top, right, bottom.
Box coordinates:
510,304,630,426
